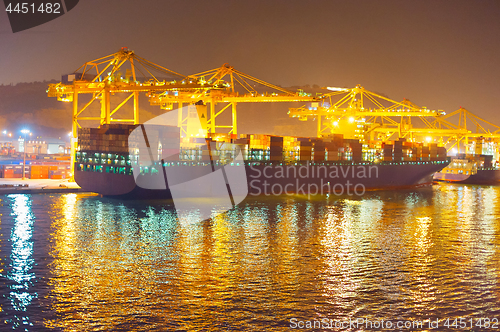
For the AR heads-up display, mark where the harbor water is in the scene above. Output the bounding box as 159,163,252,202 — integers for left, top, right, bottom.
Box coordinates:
0,184,499,331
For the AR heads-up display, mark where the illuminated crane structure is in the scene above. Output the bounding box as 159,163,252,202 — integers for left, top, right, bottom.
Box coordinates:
48,48,500,170
150,63,320,135
47,48,321,178
47,48,217,130
288,85,446,138
47,48,218,172
424,107,500,153
364,105,500,153
288,85,500,154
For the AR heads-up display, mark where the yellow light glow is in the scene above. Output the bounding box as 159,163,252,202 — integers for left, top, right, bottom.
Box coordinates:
425,136,432,142
348,117,355,123
326,87,349,92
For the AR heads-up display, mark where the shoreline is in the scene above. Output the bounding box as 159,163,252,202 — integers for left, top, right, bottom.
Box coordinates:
0,178,90,195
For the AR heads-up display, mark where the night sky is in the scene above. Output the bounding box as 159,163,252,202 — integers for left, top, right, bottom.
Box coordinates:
1,0,499,122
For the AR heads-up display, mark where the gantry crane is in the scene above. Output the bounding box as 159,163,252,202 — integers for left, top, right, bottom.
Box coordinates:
150,63,321,135
50,49,500,169
371,105,500,153
47,48,219,175
288,85,446,138
362,98,471,145
289,84,500,155
425,107,500,153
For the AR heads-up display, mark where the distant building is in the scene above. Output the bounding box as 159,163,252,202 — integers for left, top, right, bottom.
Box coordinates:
25,138,68,154
13,138,22,152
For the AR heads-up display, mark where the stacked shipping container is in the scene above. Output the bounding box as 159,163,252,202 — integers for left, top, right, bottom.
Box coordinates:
0,163,71,179
74,125,449,172
78,124,139,154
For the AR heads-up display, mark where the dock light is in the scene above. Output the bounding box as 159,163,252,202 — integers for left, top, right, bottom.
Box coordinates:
2,130,6,135
349,116,355,123
333,121,339,127
425,136,432,142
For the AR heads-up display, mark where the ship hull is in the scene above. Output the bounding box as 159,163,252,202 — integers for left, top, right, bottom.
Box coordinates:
75,161,449,199
438,169,500,185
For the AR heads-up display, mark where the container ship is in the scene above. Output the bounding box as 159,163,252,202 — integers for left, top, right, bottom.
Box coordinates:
433,154,500,185
74,124,449,198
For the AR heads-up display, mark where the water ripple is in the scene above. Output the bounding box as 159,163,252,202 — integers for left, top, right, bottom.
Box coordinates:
0,185,498,330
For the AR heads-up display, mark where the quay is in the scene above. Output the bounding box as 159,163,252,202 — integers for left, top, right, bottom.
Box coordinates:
0,178,87,194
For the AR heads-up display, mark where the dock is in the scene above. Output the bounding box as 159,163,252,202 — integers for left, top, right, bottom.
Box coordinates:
0,178,88,195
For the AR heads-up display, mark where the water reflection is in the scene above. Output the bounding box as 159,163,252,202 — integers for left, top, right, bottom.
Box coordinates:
5,194,36,329
0,185,495,331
